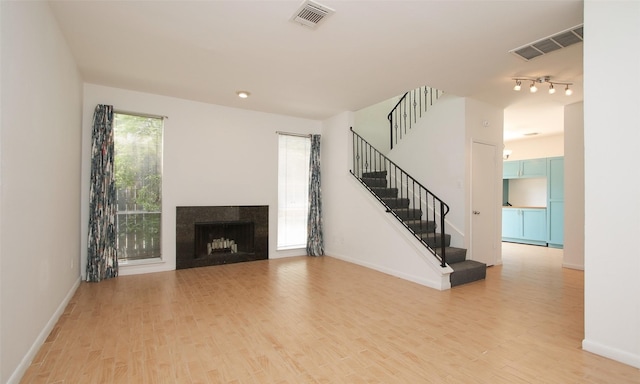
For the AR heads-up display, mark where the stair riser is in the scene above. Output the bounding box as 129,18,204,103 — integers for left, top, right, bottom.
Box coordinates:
393,209,422,221
363,178,387,188
371,188,399,198
435,247,467,265
362,171,387,178
406,221,436,233
381,198,410,208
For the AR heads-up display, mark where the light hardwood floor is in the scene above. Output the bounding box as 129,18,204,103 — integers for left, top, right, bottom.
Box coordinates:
20,243,640,383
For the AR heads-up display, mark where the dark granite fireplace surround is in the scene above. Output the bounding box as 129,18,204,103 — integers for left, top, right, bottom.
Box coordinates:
176,206,268,269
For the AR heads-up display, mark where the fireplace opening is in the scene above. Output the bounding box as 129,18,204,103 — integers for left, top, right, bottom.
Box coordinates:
176,205,268,269
194,221,255,258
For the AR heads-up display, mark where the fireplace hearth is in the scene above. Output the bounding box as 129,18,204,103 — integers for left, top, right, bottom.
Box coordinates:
176,206,268,269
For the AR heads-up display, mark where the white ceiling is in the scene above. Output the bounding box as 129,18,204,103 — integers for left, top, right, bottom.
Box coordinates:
48,0,584,140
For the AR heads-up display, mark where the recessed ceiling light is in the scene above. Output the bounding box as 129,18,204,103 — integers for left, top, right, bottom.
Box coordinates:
236,91,250,99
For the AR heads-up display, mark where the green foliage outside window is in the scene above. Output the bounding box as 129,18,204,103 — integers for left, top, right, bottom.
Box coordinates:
114,113,163,260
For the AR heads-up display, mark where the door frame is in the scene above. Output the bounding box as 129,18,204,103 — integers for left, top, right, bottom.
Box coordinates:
469,140,502,266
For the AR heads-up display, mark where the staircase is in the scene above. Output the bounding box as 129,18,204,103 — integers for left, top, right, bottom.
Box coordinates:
360,170,486,287
351,128,486,287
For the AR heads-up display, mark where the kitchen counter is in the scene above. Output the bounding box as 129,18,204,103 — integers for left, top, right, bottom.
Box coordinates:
503,206,546,209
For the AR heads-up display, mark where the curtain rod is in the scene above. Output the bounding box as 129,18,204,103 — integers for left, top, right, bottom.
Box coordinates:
114,109,168,120
276,131,312,138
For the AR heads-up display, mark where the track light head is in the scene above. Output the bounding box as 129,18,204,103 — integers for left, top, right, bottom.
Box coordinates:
565,85,573,96
548,83,556,94
513,80,522,91
530,81,538,93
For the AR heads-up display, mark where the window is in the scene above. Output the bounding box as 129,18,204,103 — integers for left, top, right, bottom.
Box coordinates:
278,134,310,249
114,112,163,261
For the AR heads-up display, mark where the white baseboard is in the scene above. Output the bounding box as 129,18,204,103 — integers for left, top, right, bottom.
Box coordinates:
562,262,585,270
328,253,450,291
117,258,174,276
582,339,640,369
7,277,81,384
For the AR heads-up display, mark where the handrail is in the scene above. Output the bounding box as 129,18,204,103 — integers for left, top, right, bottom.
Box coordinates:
350,127,450,267
388,86,444,150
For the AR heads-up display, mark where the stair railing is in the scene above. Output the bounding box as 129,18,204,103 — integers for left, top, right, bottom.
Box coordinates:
388,86,444,150
350,128,450,267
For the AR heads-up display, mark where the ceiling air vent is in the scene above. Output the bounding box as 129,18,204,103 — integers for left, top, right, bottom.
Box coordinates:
510,24,584,61
290,0,335,29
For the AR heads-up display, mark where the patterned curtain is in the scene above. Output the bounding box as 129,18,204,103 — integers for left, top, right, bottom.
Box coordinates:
87,104,118,282
306,134,324,256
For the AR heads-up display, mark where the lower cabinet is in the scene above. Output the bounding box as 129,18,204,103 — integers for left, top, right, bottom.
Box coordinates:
502,208,547,246
548,201,564,248
547,157,564,248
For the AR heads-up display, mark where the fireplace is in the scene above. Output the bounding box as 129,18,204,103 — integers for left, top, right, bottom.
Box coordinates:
176,206,268,269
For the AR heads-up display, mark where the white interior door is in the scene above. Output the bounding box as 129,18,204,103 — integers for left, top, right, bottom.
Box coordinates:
471,142,498,266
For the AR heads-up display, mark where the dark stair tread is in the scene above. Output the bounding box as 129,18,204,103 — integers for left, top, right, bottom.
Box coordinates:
362,177,387,188
404,219,436,232
391,208,423,220
370,187,398,197
435,246,467,264
449,260,487,287
420,232,451,247
381,197,410,208
362,171,387,178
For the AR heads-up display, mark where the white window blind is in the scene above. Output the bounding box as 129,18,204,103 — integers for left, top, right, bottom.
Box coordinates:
278,134,311,249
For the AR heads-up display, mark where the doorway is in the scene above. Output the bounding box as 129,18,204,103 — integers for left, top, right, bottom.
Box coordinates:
471,141,498,266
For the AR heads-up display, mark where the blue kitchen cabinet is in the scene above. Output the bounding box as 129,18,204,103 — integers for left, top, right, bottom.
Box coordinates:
548,201,564,247
503,161,521,179
522,209,547,242
547,157,564,248
503,158,547,179
502,208,522,239
502,208,547,246
521,158,547,178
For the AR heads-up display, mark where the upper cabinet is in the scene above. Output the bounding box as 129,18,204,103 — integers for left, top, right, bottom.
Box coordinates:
503,161,521,178
503,158,547,179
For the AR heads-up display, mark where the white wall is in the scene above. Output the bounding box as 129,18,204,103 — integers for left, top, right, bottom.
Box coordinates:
1,2,83,382
503,133,564,161
564,102,584,270
506,178,547,207
353,96,400,153
504,103,565,142
583,1,640,369
81,85,322,277
322,112,451,290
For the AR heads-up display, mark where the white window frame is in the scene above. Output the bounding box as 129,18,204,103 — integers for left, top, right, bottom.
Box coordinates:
277,133,311,250
113,111,164,262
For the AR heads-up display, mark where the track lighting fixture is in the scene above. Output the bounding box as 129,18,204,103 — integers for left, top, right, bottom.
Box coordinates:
512,76,573,96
